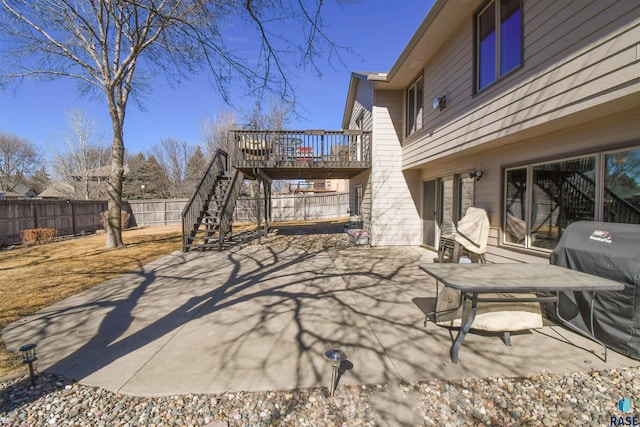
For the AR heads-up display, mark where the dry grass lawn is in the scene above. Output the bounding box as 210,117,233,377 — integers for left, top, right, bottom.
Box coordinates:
0,225,184,376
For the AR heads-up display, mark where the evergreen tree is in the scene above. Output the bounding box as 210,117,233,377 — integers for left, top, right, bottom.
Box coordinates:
185,145,207,193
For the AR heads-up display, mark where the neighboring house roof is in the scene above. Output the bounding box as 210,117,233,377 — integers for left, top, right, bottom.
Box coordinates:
11,182,37,198
0,191,25,200
38,181,76,199
70,164,130,180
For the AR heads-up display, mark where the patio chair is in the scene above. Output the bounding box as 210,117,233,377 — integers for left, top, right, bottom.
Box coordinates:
438,207,489,263
238,135,273,159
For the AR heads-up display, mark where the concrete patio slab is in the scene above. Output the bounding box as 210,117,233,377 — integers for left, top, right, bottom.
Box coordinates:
3,243,639,398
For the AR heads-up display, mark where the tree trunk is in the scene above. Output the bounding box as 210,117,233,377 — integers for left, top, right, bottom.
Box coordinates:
105,115,125,248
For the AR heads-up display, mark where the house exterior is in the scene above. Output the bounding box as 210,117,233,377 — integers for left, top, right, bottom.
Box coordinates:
0,182,37,199
343,0,640,262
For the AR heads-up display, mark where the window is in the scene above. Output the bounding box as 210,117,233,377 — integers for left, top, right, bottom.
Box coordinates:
604,148,640,223
406,75,424,136
438,174,476,236
476,0,522,91
354,185,363,216
355,112,364,161
503,148,640,250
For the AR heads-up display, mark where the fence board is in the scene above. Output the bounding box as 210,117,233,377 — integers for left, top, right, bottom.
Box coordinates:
0,200,107,246
0,192,349,246
234,192,349,222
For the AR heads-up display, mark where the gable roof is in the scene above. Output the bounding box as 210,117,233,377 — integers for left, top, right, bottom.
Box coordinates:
38,181,76,199
342,72,381,129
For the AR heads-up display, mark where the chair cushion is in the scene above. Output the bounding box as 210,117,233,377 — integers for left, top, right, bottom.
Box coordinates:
435,287,543,331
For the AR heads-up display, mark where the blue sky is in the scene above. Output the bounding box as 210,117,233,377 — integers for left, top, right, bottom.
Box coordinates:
0,1,434,160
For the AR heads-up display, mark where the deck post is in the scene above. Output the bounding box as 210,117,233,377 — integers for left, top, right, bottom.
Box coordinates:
256,175,262,245
263,181,270,235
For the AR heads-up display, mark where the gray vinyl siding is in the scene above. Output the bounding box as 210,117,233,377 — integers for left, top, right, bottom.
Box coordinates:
370,90,422,246
403,0,640,169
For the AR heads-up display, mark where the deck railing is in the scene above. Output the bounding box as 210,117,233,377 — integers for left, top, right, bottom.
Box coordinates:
181,149,228,251
230,129,371,169
218,169,244,250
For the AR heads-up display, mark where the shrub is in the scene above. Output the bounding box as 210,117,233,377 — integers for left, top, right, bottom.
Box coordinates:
100,210,131,230
20,228,57,246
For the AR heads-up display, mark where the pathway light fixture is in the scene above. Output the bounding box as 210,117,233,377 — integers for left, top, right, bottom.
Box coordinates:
324,348,347,396
19,343,38,386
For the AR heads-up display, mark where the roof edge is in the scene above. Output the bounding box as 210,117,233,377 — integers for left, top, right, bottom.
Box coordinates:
386,0,447,82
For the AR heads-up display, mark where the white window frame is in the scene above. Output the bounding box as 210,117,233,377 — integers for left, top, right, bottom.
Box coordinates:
406,75,424,137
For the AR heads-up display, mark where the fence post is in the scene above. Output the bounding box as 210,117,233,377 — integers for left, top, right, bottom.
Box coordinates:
71,201,76,236
303,194,307,221
163,200,167,225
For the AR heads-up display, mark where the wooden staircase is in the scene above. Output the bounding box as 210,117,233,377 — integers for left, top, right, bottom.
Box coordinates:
181,150,244,252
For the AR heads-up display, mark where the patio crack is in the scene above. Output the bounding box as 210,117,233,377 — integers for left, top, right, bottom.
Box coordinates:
327,250,406,385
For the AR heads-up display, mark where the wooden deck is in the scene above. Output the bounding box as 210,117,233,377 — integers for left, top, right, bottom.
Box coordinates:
230,130,371,180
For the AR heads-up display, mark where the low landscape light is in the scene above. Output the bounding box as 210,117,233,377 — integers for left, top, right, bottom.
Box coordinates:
324,348,347,396
19,343,38,386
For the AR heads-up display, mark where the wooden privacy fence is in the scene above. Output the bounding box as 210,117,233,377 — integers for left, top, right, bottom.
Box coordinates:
234,192,349,222
0,200,107,246
126,199,188,227
0,192,349,245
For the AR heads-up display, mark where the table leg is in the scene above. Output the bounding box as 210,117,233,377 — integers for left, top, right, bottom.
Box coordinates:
451,292,478,364
554,291,608,362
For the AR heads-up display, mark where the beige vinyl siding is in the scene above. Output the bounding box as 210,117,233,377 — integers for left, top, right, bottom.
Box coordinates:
349,170,371,231
370,90,422,246
347,78,374,231
348,78,374,131
417,108,640,259
404,0,640,169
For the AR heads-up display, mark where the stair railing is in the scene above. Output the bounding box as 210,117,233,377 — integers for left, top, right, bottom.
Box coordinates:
182,149,229,251
218,169,244,250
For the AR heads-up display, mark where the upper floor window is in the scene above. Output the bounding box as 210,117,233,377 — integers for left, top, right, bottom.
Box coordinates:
476,0,522,91
406,75,424,136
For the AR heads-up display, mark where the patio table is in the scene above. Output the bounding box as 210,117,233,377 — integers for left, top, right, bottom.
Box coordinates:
419,263,625,364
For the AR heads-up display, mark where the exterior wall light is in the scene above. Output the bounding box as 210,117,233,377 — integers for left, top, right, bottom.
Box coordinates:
19,343,38,386
432,95,446,111
470,170,483,181
324,348,347,396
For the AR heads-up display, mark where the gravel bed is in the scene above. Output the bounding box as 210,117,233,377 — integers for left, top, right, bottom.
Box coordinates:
1,367,639,426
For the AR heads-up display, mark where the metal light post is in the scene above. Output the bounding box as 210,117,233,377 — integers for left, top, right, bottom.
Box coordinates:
324,348,347,396
19,343,38,386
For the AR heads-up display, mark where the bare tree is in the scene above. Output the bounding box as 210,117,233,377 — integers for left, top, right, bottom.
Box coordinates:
201,110,236,158
243,98,293,194
0,131,38,191
53,109,109,200
0,0,348,247
153,137,193,198
244,98,294,131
